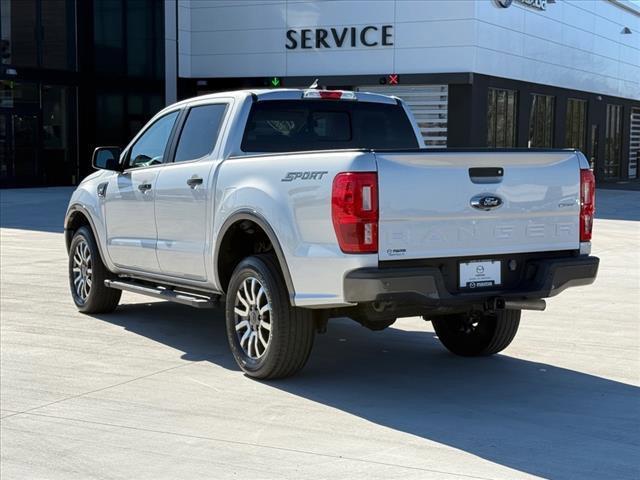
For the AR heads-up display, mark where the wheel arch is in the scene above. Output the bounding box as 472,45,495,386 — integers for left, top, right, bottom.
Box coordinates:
214,210,295,302
64,204,105,260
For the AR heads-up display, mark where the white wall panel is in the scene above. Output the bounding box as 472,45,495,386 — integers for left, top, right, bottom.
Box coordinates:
189,3,285,31
562,2,597,32
190,53,286,77
394,46,476,74
394,20,476,49
476,21,524,57
287,49,394,76
395,0,475,22
287,0,395,27
190,29,284,55
474,0,525,31
178,0,640,100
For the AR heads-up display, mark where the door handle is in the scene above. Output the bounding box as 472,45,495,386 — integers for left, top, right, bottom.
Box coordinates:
187,176,203,188
138,183,152,192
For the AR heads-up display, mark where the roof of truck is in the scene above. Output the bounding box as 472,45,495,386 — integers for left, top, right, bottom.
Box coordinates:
168,88,399,109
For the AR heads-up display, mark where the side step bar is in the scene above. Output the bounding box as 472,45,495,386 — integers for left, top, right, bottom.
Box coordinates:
104,279,219,309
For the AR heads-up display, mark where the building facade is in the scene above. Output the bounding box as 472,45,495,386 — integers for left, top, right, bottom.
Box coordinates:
0,0,165,187
1,0,639,187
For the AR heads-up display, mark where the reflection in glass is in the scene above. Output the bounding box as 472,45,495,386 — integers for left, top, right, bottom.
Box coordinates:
565,98,587,154
604,104,623,179
528,94,555,148
487,88,518,148
0,80,39,108
128,111,178,168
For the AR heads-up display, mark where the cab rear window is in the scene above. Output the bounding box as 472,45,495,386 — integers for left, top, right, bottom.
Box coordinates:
241,100,419,152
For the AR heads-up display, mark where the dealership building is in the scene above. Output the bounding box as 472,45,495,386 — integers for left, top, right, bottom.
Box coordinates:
1,0,639,187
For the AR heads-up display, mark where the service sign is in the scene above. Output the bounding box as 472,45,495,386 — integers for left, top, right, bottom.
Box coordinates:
286,25,393,50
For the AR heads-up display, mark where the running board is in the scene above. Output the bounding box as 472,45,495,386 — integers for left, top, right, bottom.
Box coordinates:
104,279,218,309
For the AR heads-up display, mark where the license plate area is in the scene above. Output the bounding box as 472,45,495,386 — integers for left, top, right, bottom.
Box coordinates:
459,259,502,289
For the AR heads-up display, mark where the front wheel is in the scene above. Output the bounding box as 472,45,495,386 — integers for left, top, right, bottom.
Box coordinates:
225,255,315,379
68,226,121,314
431,309,521,356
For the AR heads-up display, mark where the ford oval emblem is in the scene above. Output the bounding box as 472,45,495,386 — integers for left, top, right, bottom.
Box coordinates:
471,194,503,211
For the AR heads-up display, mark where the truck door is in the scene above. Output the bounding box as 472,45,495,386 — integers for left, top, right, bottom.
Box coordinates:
104,110,180,272
154,102,229,281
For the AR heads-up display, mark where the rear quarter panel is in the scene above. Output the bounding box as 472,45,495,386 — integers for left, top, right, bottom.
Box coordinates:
214,150,378,307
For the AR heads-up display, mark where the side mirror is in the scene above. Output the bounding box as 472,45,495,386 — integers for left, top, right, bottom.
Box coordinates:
92,146,122,171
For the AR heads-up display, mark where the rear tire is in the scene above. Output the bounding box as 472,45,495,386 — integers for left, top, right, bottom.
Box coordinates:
431,309,521,356
68,226,121,314
225,254,315,379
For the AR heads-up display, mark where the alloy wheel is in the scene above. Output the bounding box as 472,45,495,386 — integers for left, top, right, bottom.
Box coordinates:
72,239,92,302
234,277,272,359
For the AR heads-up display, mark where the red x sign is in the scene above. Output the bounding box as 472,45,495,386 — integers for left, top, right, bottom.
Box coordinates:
388,74,399,85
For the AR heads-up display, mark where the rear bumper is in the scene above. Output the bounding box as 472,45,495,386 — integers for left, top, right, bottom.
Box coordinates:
344,255,599,306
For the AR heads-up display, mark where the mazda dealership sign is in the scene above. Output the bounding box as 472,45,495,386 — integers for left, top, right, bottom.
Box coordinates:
496,0,547,10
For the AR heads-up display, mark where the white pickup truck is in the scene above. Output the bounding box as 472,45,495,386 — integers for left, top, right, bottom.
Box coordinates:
65,88,599,379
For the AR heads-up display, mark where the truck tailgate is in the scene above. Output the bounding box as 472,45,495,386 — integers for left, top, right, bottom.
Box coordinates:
376,150,581,261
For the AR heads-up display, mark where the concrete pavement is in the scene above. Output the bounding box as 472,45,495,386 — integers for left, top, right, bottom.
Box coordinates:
1,187,639,479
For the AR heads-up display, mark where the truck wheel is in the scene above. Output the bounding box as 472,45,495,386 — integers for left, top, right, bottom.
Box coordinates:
431,310,521,356
225,255,315,379
68,226,121,314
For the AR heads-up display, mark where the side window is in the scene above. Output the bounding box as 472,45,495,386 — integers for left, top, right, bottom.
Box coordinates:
174,104,227,163
127,111,179,169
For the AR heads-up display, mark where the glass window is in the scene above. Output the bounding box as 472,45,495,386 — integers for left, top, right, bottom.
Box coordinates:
0,0,38,67
41,0,75,70
0,80,39,108
487,88,517,147
241,100,418,153
127,0,154,77
174,104,227,162
96,92,125,145
128,111,179,169
0,0,75,69
604,104,623,179
94,0,124,74
94,0,163,78
565,98,587,154
528,94,555,148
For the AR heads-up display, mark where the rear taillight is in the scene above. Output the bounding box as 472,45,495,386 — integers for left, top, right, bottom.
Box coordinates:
331,172,378,253
580,169,596,242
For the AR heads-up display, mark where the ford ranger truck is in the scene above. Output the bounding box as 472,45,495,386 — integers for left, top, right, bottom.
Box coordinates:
64,89,599,379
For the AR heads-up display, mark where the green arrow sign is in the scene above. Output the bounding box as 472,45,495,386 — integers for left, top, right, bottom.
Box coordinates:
270,77,281,87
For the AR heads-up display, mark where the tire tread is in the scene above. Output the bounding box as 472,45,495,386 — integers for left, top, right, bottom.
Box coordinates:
482,309,520,355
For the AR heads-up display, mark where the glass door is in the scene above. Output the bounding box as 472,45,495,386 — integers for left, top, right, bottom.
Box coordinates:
0,113,11,184
13,113,40,183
